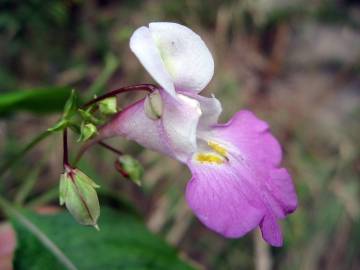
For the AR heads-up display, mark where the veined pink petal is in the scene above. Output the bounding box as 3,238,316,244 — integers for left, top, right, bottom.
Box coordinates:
100,90,201,162
185,110,297,247
212,110,283,167
186,161,265,238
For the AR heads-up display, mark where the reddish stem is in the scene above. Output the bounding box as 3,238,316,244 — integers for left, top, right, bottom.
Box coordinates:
82,84,156,109
63,128,69,168
98,141,123,156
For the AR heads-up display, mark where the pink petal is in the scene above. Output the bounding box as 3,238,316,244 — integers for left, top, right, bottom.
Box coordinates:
213,110,282,167
0,223,16,270
186,162,265,238
185,110,297,246
260,214,283,247
101,90,201,162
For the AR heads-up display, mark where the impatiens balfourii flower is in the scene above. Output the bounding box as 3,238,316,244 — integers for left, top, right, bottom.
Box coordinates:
100,22,297,246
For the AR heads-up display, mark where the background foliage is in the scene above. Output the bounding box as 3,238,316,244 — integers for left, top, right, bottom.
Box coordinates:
0,0,360,269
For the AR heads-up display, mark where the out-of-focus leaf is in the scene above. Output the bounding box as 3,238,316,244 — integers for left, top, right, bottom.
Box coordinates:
63,89,78,119
12,207,194,270
0,86,73,116
87,53,119,98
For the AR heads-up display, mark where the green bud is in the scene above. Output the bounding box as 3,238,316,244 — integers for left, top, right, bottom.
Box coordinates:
78,122,97,142
99,97,117,115
59,167,100,229
116,155,144,186
144,90,163,120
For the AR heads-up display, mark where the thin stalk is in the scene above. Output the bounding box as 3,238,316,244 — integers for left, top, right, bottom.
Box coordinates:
82,84,156,109
98,141,123,156
74,140,123,165
0,196,78,270
0,130,52,178
63,129,69,167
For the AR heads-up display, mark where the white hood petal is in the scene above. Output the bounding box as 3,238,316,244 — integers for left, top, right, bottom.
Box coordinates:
149,22,214,93
130,26,176,96
130,22,214,94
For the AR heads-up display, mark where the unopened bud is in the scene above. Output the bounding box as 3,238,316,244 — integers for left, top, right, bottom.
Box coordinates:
99,97,117,115
115,155,144,186
78,123,97,142
144,90,163,120
59,167,100,229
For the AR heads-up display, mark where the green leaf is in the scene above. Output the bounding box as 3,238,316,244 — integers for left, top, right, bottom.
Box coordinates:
0,86,73,116
11,207,194,270
86,53,119,98
63,89,78,119
47,119,68,132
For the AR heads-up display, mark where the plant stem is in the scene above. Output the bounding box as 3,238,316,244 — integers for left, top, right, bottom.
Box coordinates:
63,129,69,167
82,84,156,109
98,141,123,156
0,196,78,270
0,130,52,178
74,139,124,166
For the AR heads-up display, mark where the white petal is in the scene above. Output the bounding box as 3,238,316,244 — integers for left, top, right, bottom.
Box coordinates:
129,26,176,96
181,92,222,133
149,22,214,93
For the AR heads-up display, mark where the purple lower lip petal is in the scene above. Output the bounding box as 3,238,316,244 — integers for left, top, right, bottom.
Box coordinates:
185,110,297,247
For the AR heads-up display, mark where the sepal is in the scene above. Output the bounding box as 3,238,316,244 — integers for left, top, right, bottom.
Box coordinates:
99,97,118,115
59,167,100,229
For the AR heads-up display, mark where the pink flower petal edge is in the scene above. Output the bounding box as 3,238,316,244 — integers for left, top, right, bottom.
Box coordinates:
185,110,298,247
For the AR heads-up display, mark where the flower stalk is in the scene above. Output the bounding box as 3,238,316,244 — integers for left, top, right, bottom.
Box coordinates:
63,128,69,168
81,84,156,109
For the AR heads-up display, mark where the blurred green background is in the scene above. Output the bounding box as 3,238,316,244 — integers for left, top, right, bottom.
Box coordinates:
0,0,360,269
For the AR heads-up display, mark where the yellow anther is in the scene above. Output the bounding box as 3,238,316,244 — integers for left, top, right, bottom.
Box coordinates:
196,153,224,165
208,141,227,157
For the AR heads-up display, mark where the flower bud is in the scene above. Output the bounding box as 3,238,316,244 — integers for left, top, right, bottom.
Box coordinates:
78,122,97,142
115,155,144,186
59,167,100,229
144,90,163,120
99,97,118,115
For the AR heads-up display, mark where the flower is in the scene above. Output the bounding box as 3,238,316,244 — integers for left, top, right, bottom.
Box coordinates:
100,22,297,246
